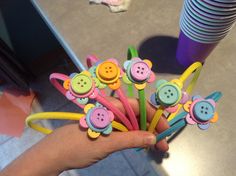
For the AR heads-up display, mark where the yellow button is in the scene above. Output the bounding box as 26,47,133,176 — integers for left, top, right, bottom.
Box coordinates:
97,62,119,82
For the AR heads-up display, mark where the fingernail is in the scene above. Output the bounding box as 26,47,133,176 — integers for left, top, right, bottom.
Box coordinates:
144,135,156,145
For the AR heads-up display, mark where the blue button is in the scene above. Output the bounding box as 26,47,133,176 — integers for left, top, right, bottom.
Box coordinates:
157,84,180,106
193,101,215,121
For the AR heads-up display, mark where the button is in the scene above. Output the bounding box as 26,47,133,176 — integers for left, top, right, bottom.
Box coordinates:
71,74,93,94
157,84,180,106
130,61,151,82
97,62,119,81
193,101,215,121
90,108,110,128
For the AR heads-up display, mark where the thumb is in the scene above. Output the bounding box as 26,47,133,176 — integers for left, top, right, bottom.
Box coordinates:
105,131,156,152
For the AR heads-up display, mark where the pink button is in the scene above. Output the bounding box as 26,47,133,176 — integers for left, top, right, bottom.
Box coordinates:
90,108,110,128
130,61,150,82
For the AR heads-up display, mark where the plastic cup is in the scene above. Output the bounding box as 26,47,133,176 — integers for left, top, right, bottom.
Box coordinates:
182,9,234,33
184,9,234,31
211,0,236,4
203,0,236,8
185,1,235,26
186,0,236,25
176,30,219,67
176,0,236,66
181,17,228,39
180,17,225,43
193,0,236,17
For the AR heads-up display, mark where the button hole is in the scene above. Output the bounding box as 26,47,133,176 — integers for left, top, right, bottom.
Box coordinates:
168,89,171,92
167,96,170,98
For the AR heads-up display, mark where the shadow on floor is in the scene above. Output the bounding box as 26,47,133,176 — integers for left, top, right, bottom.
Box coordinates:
138,35,186,74
147,149,170,164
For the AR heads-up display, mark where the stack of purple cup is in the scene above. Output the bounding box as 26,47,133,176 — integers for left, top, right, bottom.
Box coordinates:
176,0,236,67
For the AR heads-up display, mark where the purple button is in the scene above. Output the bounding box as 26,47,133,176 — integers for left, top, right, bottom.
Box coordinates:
90,108,110,128
130,61,151,82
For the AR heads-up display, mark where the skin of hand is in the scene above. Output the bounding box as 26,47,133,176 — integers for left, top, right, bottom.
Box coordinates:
0,97,169,176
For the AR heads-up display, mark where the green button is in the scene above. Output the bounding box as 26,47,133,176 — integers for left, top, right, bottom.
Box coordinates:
157,84,180,106
71,74,93,94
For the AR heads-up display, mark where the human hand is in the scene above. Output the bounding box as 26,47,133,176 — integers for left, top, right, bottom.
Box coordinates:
41,97,169,172
0,97,169,176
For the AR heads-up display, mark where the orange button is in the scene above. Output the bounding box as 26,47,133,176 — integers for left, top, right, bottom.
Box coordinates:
97,61,119,82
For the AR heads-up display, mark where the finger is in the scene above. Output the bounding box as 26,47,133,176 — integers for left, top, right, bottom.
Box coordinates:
106,97,169,151
102,131,156,152
156,116,169,133
106,96,126,114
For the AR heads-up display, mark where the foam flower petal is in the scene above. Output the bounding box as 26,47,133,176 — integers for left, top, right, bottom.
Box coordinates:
123,60,131,70
88,128,100,138
171,79,183,89
166,105,178,113
143,59,152,68
134,83,146,90
156,79,167,89
76,97,89,105
210,112,219,123
207,99,216,108
84,104,95,113
147,72,156,83
65,91,76,100
185,114,196,125
180,91,189,104
80,117,88,128
183,101,192,112
150,93,159,106
192,95,202,101
122,74,132,84
198,123,210,130
88,66,97,77
103,125,113,135
108,111,114,121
